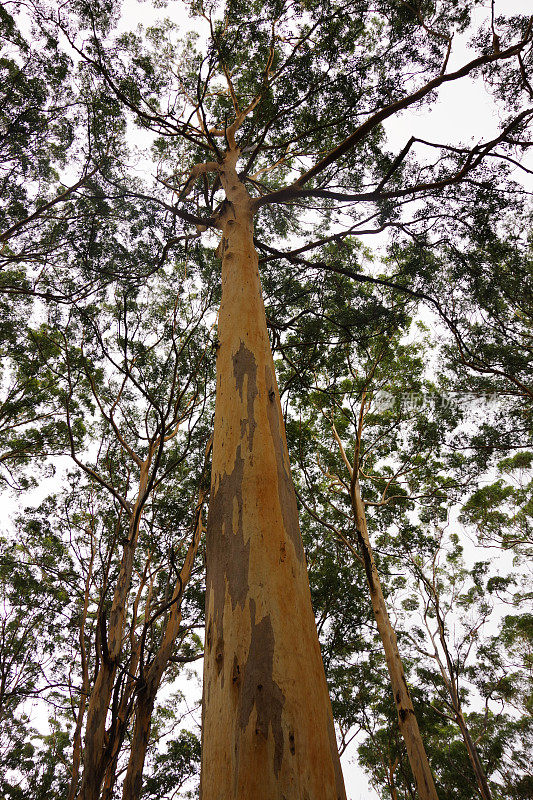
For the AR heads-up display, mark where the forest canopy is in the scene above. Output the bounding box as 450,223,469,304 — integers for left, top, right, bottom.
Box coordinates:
0,0,531,798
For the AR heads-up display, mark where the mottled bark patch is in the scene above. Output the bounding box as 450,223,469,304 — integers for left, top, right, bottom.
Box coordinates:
356,530,375,593
206,445,250,638
215,639,224,675
232,342,258,451
239,599,285,777
265,366,305,564
399,707,414,721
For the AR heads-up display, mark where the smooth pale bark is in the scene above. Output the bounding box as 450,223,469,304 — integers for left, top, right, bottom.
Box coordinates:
201,151,346,800
351,481,439,800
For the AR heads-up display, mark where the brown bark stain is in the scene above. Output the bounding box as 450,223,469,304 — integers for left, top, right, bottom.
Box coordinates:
233,342,258,451
215,638,224,676
207,444,250,639
356,527,375,592
201,153,346,800
232,655,241,686
265,365,305,565
238,599,285,777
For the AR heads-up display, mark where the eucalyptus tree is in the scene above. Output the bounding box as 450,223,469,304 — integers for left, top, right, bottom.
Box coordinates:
13,470,205,800
391,523,533,800
283,286,531,799
0,460,204,800
0,240,216,800
0,4,204,491
0,12,217,788
32,0,533,797
46,266,215,800
282,280,465,794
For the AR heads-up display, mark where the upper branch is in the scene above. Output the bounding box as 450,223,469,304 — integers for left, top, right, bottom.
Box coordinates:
252,23,533,210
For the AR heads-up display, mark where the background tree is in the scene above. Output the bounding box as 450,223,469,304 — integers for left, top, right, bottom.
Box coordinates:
1,0,532,797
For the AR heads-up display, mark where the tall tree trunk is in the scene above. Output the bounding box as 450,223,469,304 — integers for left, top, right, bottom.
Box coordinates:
200,150,346,800
351,481,439,800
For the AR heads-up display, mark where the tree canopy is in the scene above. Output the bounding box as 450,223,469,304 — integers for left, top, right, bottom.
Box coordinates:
0,0,531,798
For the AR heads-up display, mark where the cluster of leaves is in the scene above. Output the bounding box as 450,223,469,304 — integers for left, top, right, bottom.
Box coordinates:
0,0,531,798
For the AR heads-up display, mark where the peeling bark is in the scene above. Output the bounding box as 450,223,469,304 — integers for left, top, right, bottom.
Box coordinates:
201,149,346,799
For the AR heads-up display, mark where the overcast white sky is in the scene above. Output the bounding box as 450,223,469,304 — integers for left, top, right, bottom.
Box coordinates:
4,1,531,797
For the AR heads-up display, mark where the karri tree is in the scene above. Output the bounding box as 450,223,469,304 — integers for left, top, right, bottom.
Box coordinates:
4,0,533,797
282,284,462,795
282,269,532,799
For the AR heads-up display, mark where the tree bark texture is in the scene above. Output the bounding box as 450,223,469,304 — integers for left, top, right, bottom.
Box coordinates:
351,481,439,800
200,152,346,800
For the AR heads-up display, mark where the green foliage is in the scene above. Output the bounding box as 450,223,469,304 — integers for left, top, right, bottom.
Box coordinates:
1,0,531,797
142,730,201,799
0,6,74,233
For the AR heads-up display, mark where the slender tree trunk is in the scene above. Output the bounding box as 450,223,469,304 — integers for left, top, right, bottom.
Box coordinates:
200,149,346,800
427,586,492,800
68,537,94,800
388,757,400,800
78,538,136,800
122,480,208,800
454,709,493,800
99,635,146,800
79,467,148,800
351,481,439,800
